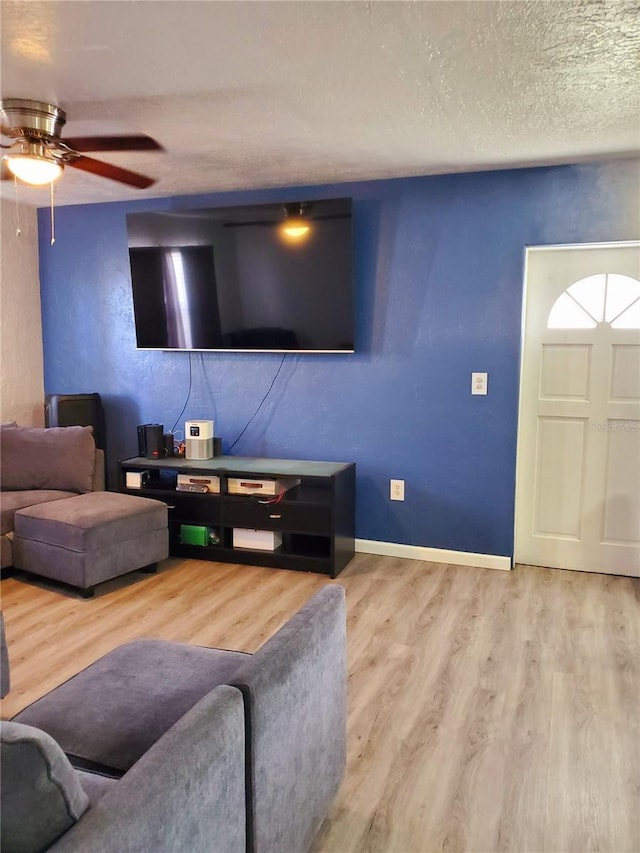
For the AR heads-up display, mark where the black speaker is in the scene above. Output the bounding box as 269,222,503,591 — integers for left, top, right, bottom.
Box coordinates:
137,424,164,459
45,393,105,450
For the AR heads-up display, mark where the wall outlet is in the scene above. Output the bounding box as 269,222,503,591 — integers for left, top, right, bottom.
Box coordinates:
471,372,488,395
390,479,405,501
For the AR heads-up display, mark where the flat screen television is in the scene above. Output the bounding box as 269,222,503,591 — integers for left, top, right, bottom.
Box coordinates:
126,197,354,353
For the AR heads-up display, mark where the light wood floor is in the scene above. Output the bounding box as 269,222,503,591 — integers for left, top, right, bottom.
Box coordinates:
1,555,639,853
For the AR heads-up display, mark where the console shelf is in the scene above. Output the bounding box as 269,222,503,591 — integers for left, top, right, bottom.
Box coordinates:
118,456,355,577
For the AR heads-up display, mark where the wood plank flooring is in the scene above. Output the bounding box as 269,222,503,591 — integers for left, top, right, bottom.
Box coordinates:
1,555,639,852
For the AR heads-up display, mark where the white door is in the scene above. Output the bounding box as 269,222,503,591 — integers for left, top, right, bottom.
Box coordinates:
515,243,640,577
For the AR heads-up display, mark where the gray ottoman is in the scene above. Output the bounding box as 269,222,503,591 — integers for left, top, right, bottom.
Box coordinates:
13,492,168,596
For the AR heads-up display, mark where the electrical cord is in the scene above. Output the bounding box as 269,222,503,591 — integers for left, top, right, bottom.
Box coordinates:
257,488,287,505
170,352,193,434
199,352,218,422
228,354,287,452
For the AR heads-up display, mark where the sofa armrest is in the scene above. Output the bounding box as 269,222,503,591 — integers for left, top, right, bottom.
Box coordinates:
92,449,105,491
231,584,347,853
49,685,246,853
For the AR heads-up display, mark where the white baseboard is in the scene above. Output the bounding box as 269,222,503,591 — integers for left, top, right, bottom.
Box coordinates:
355,539,512,571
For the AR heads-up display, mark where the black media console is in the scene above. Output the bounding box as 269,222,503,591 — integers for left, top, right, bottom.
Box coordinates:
119,456,356,578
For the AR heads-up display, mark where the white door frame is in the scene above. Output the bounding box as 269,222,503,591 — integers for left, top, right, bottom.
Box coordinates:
514,240,640,570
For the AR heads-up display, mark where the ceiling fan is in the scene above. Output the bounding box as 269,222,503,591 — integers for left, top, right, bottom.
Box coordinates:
0,98,162,189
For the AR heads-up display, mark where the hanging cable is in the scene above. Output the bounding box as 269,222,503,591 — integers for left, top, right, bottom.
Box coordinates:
49,180,56,245
199,351,217,419
228,354,287,452
171,352,193,433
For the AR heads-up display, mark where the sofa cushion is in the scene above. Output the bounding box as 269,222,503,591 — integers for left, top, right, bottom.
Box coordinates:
1,426,96,493
0,721,89,853
1,490,77,535
13,639,250,773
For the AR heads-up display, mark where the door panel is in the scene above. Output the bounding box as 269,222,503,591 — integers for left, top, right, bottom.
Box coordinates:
603,426,640,543
533,417,587,539
610,345,640,400
540,345,592,399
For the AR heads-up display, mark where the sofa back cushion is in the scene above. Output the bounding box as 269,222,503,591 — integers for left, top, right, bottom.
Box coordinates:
0,426,96,493
0,721,89,852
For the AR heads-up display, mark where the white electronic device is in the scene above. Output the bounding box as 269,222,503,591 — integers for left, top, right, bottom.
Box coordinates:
233,528,283,551
227,477,300,496
185,419,214,460
125,470,148,489
176,473,220,493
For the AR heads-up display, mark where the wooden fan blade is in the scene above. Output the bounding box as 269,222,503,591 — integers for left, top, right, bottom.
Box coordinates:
69,154,156,189
63,135,163,153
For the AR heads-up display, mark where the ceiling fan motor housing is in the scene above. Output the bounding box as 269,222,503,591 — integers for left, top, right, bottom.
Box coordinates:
0,98,67,141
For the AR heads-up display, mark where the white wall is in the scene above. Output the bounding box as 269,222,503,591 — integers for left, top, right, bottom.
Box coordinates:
0,198,44,425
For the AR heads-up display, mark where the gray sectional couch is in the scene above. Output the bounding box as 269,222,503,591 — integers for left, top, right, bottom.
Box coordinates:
1,584,347,852
2,687,246,853
1,425,168,594
0,424,105,570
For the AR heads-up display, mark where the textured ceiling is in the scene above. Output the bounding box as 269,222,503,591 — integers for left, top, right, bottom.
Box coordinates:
1,0,639,207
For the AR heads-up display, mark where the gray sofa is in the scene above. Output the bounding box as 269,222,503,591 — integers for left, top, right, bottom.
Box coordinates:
0,425,105,570
1,584,347,852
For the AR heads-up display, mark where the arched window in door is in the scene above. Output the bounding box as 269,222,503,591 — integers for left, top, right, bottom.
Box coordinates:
547,273,640,329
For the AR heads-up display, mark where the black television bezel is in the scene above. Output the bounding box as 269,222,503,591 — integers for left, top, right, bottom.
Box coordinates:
126,197,355,354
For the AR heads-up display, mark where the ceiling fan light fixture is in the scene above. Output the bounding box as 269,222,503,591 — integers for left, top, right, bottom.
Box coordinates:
282,221,311,238
4,142,63,185
281,202,311,239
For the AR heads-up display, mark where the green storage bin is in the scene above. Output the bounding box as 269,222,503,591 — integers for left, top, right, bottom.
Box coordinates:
180,524,209,546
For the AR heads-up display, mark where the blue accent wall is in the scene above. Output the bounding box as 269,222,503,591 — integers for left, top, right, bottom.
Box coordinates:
38,160,640,557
